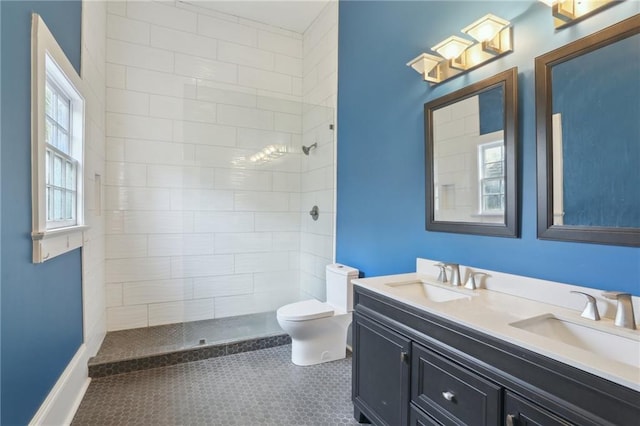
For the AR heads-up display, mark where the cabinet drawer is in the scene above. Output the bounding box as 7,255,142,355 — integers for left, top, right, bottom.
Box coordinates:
411,343,501,426
504,391,573,426
410,404,442,425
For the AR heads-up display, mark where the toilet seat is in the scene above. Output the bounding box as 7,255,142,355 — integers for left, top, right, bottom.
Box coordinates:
277,299,334,321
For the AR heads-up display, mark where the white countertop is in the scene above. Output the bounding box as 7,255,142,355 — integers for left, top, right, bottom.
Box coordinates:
353,266,640,392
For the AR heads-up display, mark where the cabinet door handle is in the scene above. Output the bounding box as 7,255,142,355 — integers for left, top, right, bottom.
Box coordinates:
400,351,409,363
506,414,516,426
442,391,455,402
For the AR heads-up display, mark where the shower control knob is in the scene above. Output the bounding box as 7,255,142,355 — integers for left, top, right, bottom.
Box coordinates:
309,205,319,221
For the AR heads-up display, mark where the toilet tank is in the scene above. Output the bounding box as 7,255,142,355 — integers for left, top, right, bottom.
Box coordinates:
326,264,359,312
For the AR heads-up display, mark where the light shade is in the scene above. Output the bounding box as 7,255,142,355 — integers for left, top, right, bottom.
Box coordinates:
461,14,510,42
432,36,473,60
539,0,617,28
406,53,442,75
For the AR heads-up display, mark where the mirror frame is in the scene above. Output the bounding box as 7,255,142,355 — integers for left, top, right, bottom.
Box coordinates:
535,15,640,247
424,67,519,237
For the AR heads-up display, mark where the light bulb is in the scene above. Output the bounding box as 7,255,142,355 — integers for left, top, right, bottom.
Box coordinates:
461,14,510,43
432,36,473,60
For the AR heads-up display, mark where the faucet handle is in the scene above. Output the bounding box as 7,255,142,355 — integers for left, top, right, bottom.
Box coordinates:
570,291,600,321
465,272,488,290
443,263,461,286
602,291,636,329
602,291,631,300
434,263,448,283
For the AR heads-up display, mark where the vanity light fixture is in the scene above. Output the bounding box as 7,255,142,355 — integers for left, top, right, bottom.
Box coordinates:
462,13,511,55
432,36,474,70
406,53,443,83
407,14,513,85
538,0,623,28
432,36,474,60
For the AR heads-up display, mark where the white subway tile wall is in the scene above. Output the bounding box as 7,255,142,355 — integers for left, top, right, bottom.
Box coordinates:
105,0,337,331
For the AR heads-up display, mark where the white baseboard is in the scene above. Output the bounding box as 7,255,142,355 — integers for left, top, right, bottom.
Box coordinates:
29,329,105,425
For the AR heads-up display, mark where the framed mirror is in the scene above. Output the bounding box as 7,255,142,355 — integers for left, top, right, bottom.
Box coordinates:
424,67,518,237
536,15,640,246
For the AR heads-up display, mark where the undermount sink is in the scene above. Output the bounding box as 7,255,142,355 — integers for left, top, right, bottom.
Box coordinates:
510,314,640,368
384,280,473,303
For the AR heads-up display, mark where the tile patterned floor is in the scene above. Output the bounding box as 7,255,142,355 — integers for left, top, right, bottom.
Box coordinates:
73,345,362,426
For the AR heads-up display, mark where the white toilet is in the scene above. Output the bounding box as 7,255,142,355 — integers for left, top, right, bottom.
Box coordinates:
277,264,359,366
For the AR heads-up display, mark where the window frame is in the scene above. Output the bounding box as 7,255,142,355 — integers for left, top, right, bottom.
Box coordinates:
46,74,79,228
31,13,87,263
477,139,505,216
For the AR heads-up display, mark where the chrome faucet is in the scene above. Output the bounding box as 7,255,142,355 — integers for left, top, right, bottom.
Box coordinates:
603,292,636,329
465,272,488,290
434,263,448,283
444,263,462,286
570,291,600,321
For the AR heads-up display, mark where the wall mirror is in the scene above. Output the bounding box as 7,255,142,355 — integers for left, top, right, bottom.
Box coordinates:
425,67,518,237
536,15,640,246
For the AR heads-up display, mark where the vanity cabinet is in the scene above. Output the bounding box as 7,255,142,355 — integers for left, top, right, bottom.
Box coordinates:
353,313,410,425
352,286,640,426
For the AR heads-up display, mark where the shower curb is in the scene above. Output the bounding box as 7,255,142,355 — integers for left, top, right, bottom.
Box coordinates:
88,334,291,378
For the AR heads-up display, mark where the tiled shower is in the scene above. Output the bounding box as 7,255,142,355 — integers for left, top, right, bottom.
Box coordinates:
103,0,338,333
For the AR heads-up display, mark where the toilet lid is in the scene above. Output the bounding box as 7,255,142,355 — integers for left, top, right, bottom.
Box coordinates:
277,299,334,321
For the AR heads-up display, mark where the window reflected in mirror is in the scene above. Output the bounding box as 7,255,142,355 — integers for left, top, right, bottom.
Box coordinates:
479,141,505,215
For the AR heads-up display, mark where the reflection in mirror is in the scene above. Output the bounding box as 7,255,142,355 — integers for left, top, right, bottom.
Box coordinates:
425,67,518,237
536,15,640,246
433,85,505,224
552,35,639,228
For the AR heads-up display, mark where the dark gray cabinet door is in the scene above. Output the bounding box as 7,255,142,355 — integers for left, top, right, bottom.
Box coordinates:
353,313,411,426
504,392,573,426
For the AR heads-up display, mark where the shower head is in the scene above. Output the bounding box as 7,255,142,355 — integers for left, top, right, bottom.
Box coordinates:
302,143,318,156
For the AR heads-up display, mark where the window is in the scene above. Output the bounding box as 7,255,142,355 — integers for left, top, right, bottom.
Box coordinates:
46,76,78,228
31,14,87,263
478,141,505,214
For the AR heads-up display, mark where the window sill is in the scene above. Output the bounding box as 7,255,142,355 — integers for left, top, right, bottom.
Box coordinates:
32,225,89,263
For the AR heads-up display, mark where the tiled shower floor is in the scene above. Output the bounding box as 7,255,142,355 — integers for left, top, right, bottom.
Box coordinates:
89,312,291,377
92,311,284,364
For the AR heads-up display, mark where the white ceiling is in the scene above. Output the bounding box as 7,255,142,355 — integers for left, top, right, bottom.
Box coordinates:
185,1,332,33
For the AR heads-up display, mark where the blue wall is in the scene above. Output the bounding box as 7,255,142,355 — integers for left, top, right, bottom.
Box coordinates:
478,86,504,135
552,35,640,227
336,1,640,294
1,2,83,425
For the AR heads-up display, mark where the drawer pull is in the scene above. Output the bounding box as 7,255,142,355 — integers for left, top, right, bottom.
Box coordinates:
400,351,409,363
506,414,516,426
442,391,456,402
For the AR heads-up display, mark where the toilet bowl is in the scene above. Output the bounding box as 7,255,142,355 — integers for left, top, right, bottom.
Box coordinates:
277,264,359,366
